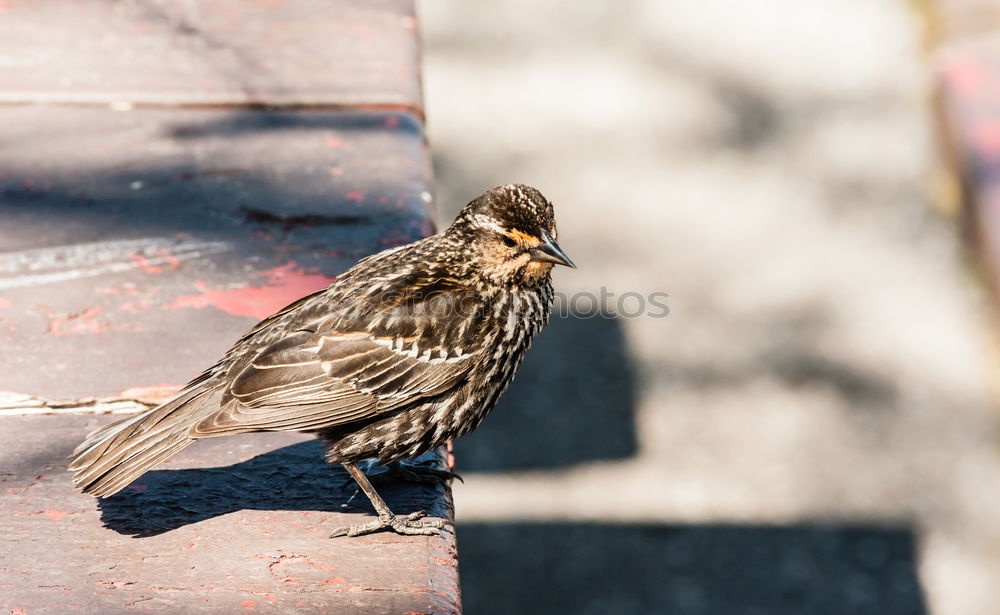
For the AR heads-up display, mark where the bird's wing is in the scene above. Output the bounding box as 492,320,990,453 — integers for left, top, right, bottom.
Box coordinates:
189,279,487,435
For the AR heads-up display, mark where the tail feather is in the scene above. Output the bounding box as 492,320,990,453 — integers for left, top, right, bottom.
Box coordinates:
69,387,222,497
78,435,192,497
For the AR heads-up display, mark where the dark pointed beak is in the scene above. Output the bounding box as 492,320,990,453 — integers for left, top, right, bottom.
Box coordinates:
530,230,576,268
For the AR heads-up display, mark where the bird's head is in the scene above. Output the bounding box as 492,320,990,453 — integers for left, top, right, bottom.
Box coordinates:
449,184,575,287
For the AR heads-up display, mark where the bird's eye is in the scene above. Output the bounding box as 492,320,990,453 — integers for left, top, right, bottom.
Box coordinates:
501,235,517,248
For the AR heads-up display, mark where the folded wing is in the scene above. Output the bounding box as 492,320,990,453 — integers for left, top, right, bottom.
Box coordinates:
190,278,486,436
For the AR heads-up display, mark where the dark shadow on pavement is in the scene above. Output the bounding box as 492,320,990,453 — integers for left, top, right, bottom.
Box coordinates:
458,522,927,615
455,314,639,472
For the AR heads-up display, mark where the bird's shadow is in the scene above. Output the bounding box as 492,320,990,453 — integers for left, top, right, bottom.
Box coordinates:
96,440,444,537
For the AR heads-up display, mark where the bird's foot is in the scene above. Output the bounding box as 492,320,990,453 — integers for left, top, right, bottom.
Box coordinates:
329,511,445,538
371,460,463,486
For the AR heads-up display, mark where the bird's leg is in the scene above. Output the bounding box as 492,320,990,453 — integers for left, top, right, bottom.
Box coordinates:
330,461,446,538
370,459,464,486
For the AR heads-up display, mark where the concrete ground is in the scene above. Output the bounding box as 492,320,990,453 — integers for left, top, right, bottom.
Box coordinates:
418,2,1000,613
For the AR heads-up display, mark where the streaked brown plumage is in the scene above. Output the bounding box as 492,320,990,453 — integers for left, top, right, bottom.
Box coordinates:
70,184,574,537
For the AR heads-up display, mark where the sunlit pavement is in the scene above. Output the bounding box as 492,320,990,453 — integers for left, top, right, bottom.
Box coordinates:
420,2,1000,613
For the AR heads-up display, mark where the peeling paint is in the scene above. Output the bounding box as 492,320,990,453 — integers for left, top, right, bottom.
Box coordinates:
163,262,334,319
320,576,346,586
0,238,229,290
0,390,153,416
116,384,182,405
37,306,109,336
130,247,181,274
118,300,152,312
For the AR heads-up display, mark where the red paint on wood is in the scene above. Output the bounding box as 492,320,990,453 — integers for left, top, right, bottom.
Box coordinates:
118,299,154,312
321,576,346,586
163,263,334,319
275,576,301,586
117,384,183,404
130,252,164,274
131,248,182,274
38,306,109,336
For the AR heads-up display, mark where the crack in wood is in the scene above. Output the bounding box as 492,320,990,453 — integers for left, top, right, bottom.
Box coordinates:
0,391,153,416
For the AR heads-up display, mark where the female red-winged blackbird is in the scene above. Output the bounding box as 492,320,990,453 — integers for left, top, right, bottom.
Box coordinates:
70,184,574,538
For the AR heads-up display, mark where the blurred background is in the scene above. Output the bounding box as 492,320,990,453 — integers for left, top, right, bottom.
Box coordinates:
418,1,1000,613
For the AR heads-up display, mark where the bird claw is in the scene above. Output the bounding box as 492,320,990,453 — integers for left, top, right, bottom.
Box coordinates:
329,511,446,538
371,460,464,485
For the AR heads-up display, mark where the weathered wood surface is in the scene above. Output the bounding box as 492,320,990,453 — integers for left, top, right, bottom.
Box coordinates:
0,1,460,613
0,415,459,614
0,0,422,110
0,108,432,404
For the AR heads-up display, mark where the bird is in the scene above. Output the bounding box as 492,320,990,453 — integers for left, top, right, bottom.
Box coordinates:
69,184,575,538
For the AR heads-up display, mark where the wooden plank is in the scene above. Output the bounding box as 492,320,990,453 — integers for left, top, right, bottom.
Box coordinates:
0,0,422,111
0,108,432,403
0,414,460,614
0,3,460,612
